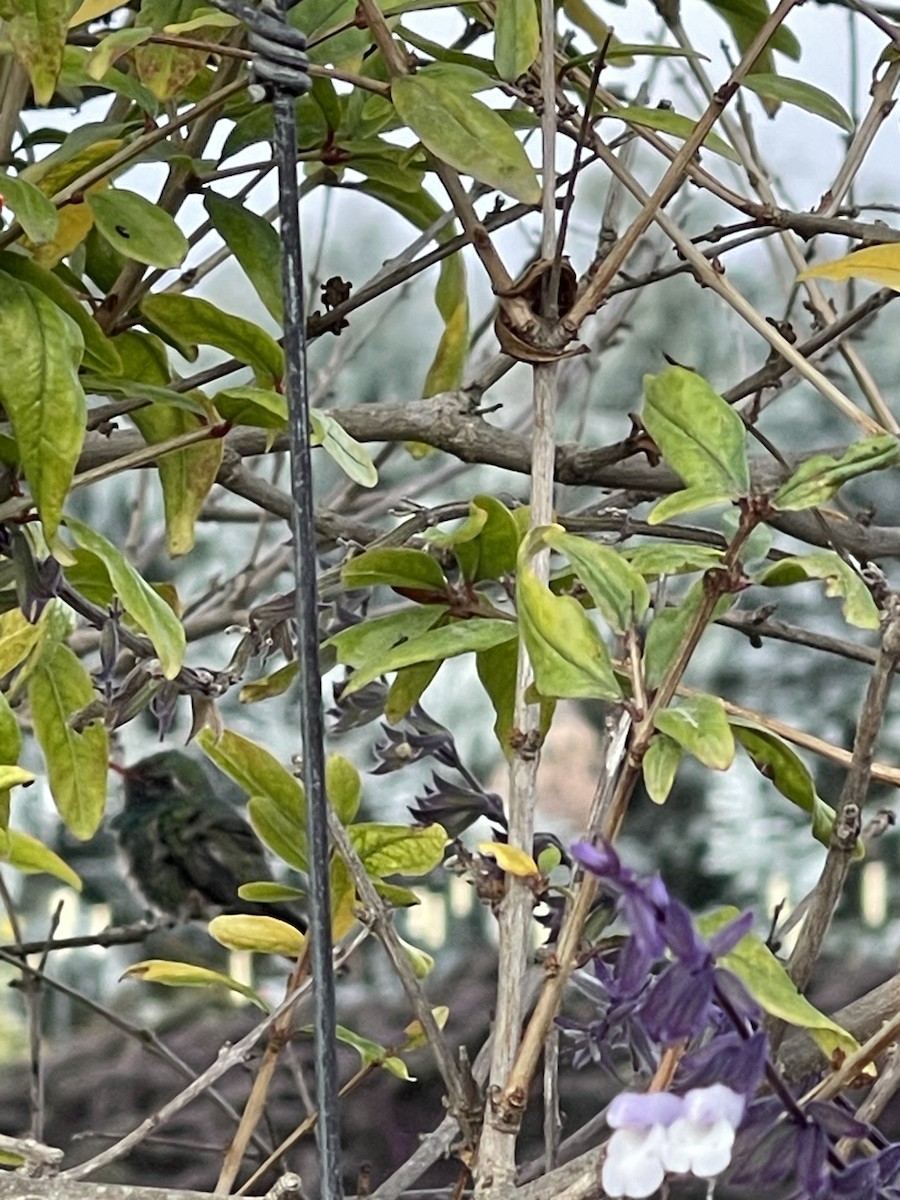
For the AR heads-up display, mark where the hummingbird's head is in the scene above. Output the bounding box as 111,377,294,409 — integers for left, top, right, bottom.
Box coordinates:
112,750,212,808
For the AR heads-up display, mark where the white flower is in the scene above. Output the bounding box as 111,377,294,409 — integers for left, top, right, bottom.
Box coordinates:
601,1085,745,1197
602,1092,683,1199
662,1084,746,1179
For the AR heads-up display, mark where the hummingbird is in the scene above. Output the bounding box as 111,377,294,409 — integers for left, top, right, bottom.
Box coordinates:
111,750,305,930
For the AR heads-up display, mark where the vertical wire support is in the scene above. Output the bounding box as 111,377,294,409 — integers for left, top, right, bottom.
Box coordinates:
269,12,343,1199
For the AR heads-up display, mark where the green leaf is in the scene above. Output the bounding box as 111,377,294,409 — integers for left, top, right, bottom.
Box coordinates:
0,173,59,243
518,538,622,701
754,551,879,629
213,386,287,429
392,74,541,204
341,547,447,593
730,719,859,854
385,659,441,722
1,0,71,105
122,958,266,1008
141,293,283,387
0,607,45,677
310,410,379,487
238,881,305,903
642,734,682,804
0,272,85,539
239,662,298,704
463,494,521,582
197,727,306,820
326,606,448,668
355,178,469,398
653,694,735,771
29,642,108,839
742,74,853,132
208,913,305,956
340,619,518,696
704,0,801,71
0,252,121,374
648,486,737,526
86,189,188,269
249,793,308,872
643,584,733,690
348,822,447,877
324,1024,412,1079
642,366,750,495
0,826,81,890
700,907,858,1061
541,526,650,633
327,753,362,824
64,516,185,679
772,437,899,511
84,26,154,78
204,191,284,323
494,0,538,80
425,503,488,552
623,543,725,579
611,106,739,162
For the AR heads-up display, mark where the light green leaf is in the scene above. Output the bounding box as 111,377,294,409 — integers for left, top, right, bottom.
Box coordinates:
648,486,737,526
0,173,59,243
541,526,650,632
340,619,518,696
310,410,379,488
642,734,682,804
213,386,287,429
326,607,448,668
341,547,447,593
392,74,541,204
2,0,71,105
141,293,283,387
623,544,725,579
29,642,108,839
400,936,435,978
248,794,308,872
611,106,739,162
204,191,284,323
731,719,859,855
0,272,85,540
0,252,121,375
772,437,899,511
348,822,447,877
643,584,733,690
518,541,621,701
324,1024,412,1079
238,881,305,903
642,366,750,495
754,551,879,629
327,754,362,824
87,190,188,269
84,26,153,78
743,74,853,131
494,0,538,80
64,516,185,679
208,913,305,956
0,826,81,890
122,958,266,1008
700,907,858,1061
425,504,488,552
653,694,735,771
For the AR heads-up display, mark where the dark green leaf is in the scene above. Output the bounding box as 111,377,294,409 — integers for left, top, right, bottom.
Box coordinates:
204,191,284,323
611,106,739,162
341,547,447,593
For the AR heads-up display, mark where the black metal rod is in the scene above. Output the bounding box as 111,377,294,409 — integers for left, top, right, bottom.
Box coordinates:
268,9,343,1199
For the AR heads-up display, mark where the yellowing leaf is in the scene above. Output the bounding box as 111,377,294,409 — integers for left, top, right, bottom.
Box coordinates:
122,959,266,1008
208,914,306,956
0,827,81,890
479,841,539,877
798,244,900,290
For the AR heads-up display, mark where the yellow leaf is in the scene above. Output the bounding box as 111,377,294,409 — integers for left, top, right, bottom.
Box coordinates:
798,244,900,291
69,0,123,26
479,841,539,877
122,958,266,1008
31,201,94,268
208,914,305,957
404,1005,450,1048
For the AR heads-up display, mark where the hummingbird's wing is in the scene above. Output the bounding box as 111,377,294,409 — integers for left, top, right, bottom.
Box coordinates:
156,800,273,910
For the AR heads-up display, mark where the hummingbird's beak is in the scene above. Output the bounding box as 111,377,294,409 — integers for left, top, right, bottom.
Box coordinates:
109,760,130,778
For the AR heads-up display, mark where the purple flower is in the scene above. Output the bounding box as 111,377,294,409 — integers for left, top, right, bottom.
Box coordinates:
572,839,670,974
